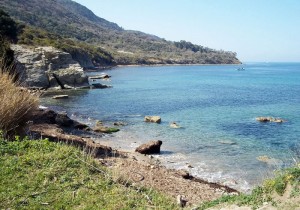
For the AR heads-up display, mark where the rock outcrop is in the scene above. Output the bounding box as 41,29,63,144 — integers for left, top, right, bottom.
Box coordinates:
144,116,161,124
12,44,88,89
135,140,162,154
31,108,90,131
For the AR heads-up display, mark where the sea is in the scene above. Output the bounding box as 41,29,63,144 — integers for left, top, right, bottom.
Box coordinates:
41,63,300,192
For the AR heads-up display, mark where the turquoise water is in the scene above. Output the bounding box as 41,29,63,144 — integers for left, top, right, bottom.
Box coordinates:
42,63,300,192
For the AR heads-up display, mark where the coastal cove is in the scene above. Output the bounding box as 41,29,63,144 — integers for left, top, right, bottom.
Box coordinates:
41,63,300,192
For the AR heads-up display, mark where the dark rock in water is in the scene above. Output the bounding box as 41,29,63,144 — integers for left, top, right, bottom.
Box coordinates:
144,116,161,123
55,113,74,127
135,140,162,154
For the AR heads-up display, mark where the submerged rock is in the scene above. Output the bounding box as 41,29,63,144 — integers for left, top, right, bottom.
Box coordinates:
93,126,120,134
113,122,127,126
144,116,161,123
135,140,162,154
256,155,281,165
170,122,181,128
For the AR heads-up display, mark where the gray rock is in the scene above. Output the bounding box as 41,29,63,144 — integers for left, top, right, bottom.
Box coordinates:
144,116,161,123
12,45,88,89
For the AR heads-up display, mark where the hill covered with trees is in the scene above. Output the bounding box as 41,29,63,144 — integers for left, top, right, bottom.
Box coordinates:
0,0,241,66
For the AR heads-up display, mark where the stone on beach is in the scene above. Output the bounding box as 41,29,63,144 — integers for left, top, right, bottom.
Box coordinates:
135,140,163,154
256,116,285,123
144,116,161,123
52,95,69,99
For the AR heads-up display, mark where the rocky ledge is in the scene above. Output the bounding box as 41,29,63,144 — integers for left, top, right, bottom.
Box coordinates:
28,108,114,157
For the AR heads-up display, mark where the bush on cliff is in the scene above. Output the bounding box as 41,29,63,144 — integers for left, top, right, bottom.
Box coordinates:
0,60,39,137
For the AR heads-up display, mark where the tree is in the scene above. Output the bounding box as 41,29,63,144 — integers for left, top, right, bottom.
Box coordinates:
0,9,18,42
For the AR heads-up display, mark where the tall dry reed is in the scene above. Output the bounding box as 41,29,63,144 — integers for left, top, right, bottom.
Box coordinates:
0,59,39,137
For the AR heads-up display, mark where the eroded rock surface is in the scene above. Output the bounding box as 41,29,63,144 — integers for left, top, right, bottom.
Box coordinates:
12,44,88,89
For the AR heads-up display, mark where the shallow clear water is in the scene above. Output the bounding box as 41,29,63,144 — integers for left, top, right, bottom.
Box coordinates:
41,63,300,192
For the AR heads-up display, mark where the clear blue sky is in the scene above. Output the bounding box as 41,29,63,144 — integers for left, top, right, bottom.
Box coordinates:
73,0,300,62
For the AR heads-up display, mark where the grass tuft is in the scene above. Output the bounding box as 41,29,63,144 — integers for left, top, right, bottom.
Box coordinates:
0,59,39,137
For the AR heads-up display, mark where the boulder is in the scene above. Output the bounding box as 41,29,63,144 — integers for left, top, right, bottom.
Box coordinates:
170,122,181,128
144,116,161,124
256,116,285,123
135,140,162,154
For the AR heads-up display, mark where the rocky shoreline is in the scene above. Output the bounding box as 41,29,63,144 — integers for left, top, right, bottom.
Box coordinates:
28,107,239,207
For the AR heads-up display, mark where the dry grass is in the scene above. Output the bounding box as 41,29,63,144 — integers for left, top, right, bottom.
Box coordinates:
0,59,39,137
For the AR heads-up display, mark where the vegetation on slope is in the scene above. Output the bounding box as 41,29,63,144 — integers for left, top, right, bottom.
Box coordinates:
0,0,241,65
18,25,115,67
0,138,178,209
198,165,300,209
0,9,18,66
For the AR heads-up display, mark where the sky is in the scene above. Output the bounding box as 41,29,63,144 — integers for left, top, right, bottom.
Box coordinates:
72,0,300,62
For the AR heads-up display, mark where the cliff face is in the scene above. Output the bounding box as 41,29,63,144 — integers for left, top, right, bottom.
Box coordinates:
12,45,88,89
